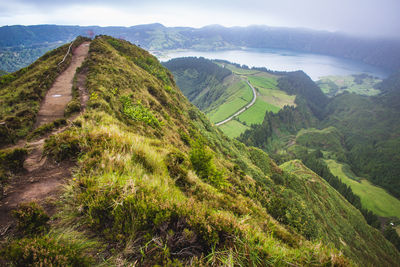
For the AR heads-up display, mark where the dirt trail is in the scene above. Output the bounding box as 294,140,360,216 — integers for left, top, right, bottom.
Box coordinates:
0,42,90,236
35,42,90,127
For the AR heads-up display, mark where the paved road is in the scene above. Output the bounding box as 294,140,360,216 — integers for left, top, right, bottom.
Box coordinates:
215,80,257,126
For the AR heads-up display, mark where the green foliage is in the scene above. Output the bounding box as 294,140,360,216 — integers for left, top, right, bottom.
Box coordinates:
27,118,66,140
44,131,81,162
163,57,232,110
326,159,400,219
277,71,328,119
296,127,347,161
0,147,27,173
268,193,318,239
317,74,381,97
384,226,400,252
1,236,92,266
280,160,399,265
189,138,227,188
64,99,81,116
12,202,50,236
120,96,162,128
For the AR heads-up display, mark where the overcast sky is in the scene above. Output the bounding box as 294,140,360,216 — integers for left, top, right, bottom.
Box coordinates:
1,0,399,39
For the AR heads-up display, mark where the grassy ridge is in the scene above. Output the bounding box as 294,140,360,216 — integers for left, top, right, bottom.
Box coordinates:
326,159,400,218
0,36,90,146
38,36,357,266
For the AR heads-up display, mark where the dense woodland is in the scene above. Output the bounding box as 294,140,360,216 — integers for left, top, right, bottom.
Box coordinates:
163,57,232,110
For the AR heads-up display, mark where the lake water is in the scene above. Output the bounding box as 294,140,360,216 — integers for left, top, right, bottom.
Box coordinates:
157,48,389,80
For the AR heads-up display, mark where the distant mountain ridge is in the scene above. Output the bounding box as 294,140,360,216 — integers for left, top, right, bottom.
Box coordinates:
1,23,400,72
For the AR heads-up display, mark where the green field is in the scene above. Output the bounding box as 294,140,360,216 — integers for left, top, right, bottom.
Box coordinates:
207,80,252,123
317,74,381,97
218,119,250,138
325,159,400,218
220,63,260,75
247,75,278,88
208,64,295,137
238,98,280,125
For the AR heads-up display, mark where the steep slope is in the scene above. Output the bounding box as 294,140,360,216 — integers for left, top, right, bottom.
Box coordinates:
162,57,233,111
1,36,399,266
280,160,400,265
322,90,400,198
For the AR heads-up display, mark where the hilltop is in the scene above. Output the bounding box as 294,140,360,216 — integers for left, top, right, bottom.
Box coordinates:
0,36,399,266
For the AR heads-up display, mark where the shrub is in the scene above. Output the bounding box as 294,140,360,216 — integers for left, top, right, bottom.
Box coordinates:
44,132,81,162
27,118,67,140
0,148,27,173
120,96,162,128
1,236,92,266
12,202,50,236
189,139,227,188
64,99,81,116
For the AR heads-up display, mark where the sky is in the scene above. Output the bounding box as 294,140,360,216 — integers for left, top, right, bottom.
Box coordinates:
1,0,399,39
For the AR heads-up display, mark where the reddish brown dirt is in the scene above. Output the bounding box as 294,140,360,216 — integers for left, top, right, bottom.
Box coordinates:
0,42,90,238
35,42,90,127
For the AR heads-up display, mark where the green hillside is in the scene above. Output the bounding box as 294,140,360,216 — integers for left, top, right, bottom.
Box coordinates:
326,159,400,218
317,74,381,97
2,36,399,266
165,58,296,137
281,160,400,265
0,37,90,145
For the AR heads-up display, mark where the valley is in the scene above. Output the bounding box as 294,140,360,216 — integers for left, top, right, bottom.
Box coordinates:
167,56,400,254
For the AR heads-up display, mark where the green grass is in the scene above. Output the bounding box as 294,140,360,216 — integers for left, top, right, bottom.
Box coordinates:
325,159,400,218
220,63,260,75
296,127,347,161
0,36,90,146
218,119,249,138
280,160,400,266
206,65,294,135
317,75,381,97
247,75,278,89
207,80,252,123
238,98,280,125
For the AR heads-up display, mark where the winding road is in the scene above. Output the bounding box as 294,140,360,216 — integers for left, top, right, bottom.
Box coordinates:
215,80,257,126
